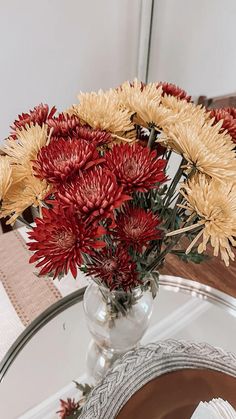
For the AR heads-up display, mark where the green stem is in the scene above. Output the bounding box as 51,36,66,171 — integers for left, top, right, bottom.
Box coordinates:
147,235,183,273
165,149,172,163
167,191,179,207
147,127,157,148
162,157,185,210
147,215,199,272
169,193,184,231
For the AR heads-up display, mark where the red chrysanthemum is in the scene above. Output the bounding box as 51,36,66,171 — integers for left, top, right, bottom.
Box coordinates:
86,247,140,292
10,104,56,139
47,113,81,139
114,206,162,252
157,82,191,102
28,206,106,278
73,125,112,147
57,398,80,419
104,143,167,193
210,108,236,142
33,138,104,184
58,167,130,222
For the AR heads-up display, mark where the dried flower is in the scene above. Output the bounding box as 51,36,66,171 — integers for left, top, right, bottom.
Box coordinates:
165,120,236,181
114,206,161,252
168,175,236,266
57,398,80,418
58,167,130,222
157,82,191,101
86,247,140,291
47,113,81,139
210,108,236,142
33,138,104,184
69,89,134,134
0,157,12,201
28,206,106,278
105,143,167,193
10,104,56,139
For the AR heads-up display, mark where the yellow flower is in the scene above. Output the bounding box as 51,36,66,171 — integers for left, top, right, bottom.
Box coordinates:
161,95,208,127
3,123,49,173
0,157,12,201
168,175,236,266
1,175,51,224
163,119,236,181
116,79,172,129
69,89,134,134
117,79,161,108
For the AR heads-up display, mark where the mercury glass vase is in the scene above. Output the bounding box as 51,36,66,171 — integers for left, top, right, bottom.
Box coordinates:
83,281,154,382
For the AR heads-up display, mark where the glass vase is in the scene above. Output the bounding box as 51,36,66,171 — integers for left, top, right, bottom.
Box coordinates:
83,281,154,382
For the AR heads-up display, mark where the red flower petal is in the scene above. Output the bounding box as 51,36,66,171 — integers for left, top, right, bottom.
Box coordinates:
10,104,56,139
58,166,131,222
113,205,162,252
86,246,140,292
210,108,236,142
27,206,106,278
157,82,191,102
47,113,81,139
33,138,104,184
104,143,167,193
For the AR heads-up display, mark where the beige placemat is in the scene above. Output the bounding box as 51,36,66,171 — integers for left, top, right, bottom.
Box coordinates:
0,230,61,326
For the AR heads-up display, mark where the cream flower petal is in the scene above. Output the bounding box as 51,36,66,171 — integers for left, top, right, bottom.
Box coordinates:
69,88,134,134
161,95,208,127
1,175,51,224
164,119,236,181
3,123,49,169
116,79,164,128
0,157,12,200
177,175,236,266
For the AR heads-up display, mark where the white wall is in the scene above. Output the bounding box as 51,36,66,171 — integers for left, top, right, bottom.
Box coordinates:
0,0,141,140
148,0,236,97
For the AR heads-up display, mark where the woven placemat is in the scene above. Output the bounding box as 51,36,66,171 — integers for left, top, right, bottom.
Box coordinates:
0,230,61,326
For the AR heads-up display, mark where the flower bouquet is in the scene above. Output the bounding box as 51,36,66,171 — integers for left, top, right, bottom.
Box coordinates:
1,80,236,381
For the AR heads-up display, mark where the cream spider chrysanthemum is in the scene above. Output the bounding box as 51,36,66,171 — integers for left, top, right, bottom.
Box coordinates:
164,119,236,181
117,79,161,108
116,79,175,130
3,123,50,171
135,103,179,130
69,89,134,135
161,95,208,127
168,175,236,266
0,157,12,201
1,175,51,224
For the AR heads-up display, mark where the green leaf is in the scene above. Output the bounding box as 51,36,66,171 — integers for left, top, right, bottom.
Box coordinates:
73,382,93,397
65,408,82,418
171,250,211,264
79,265,88,274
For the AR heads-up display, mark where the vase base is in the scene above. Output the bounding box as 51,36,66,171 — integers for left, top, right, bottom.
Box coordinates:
86,340,137,383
